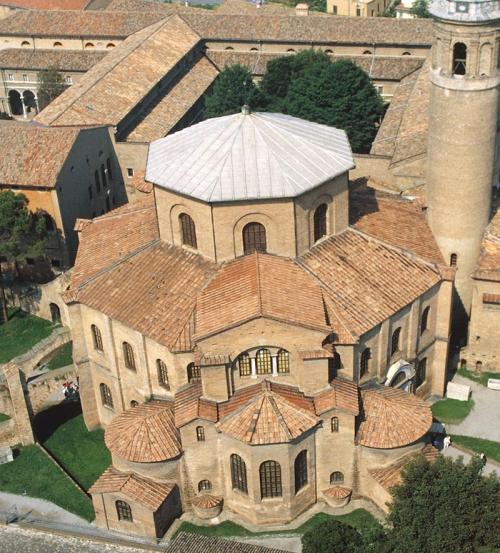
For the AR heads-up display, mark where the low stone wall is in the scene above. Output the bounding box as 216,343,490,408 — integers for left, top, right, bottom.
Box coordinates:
28,366,77,415
0,418,16,448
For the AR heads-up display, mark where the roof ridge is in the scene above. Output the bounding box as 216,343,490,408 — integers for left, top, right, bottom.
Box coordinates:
267,393,293,441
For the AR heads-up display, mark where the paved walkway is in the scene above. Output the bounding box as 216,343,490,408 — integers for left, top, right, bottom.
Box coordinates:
442,445,499,477
233,536,301,553
446,374,500,442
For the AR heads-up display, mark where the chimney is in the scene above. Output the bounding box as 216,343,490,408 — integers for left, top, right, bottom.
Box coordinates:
295,3,310,16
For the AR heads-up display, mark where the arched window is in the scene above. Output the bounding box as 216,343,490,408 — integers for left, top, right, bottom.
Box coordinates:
44,214,55,232
450,253,457,267
287,48,296,53
328,351,342,381
21,41,31,47
402,51,411,56
363,50,372,55
390,327,401,356
106,42,116,49
225,46,234,50
453,42,467,75
122,342,136,371
198,480,212,492
100,164,107,187
157,359,169,389
325,49,333,54
84,42,95,49
476,360,483,371
130,400,138,407
330,471,344,484
294,450,308,493
420,306,430,335
313,204,327,242
53,41,62,48
250,47,258,51
94,170,100,193
331,416,339,432
243,222,267,254
196,426,205,441
115,500,132,522
187,362,201,383
416,357,427,388
392,371,406,387
277,349,290,373
238,353,251,377
91,324,103,351
260,460,282,498
179,213,197,248
106,157,113,180
230,454,248,494
49,303,61,324
360,348,371,378
256,349,272,375
100,383,113,408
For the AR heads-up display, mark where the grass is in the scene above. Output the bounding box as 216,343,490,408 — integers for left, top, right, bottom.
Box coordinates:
0,412,11,422
39,404,111,490
431,398,475,424
174,509,381,538
46,341,73,371
451,435,500,464
457,367,500,387
0,444,94,521
0,309,55,364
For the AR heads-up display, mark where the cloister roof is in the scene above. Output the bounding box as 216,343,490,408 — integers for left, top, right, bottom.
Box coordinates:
0,48,106,71
147,111,354,203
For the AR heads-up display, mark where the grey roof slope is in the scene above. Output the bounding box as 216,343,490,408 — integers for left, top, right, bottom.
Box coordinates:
146,111,354,203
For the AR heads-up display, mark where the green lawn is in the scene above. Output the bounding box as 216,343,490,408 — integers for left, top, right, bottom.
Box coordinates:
451,435,500,464
0,309,55,364
174,509,381,539
0,445,94,521
431,398,474,424
46,341,73,371
457,367,500,387
41,408,110,490
0,412,11,422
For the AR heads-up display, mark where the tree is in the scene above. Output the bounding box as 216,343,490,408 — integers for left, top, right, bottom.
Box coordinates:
37,67,67,110
204,64,262,119
0,191,47,323
302,519,363,553
410,0,430,17
284,58,384,153
386,455,500,553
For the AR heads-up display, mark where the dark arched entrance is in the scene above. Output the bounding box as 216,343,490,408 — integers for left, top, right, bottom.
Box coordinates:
23,90,37,115
8,90,22,116
49,303,61,324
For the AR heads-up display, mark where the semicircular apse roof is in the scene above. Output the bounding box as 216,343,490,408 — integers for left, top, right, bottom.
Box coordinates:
146,110,355,203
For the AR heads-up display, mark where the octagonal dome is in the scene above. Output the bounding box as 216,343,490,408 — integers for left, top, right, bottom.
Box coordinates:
429,0,500,22
146,110,354,203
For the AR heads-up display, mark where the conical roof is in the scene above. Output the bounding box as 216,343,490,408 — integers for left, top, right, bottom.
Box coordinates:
217,385,319,445
146,110,354,203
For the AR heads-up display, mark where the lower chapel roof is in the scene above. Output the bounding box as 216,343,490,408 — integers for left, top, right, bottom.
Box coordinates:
0,49,107,72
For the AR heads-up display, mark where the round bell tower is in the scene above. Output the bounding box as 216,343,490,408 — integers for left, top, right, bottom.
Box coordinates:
426,0,500,324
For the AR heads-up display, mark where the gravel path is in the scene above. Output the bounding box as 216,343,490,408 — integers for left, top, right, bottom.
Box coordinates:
442,445,499,476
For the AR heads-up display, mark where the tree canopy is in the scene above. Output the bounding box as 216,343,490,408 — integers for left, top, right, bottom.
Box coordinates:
410,0,430,17
37,67,67,111
302,519,364,553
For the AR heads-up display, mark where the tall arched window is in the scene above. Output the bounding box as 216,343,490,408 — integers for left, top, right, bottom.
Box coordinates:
360,348,371,378
91,324,103,351
94,170,100,193
100,383,113,408
313,204,327,242
328,351,342,381
330,471,344,484
277,349,290,373
294,450,308,493
260,460,282,498
230,454,248,494
256,349,272,375
100,164,107,187
157,359,169,389
179,213,197,248
420,306,430,335
243,222,267,254
116,500,133,521
450,253,457,267
187,362,201,383
198,479,212,492
416,357,427,389
49,303,61,324
453,42,467,75
238,353,251,377
331,416,339,432
122,342,136,370
390,327,401,356
196,426,205,441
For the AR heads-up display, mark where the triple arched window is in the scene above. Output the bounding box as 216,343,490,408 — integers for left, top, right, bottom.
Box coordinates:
179,213,197,249
122,342,136,371
260,460,282,498
116,500,132,521
313,204,327,243
230,454,248,494
91,324,103,351
100,383,113,409
294,451,308,493
256,349,272,375
243,222,267,254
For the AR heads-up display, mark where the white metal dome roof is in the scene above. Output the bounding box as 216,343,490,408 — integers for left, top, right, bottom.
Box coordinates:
146,110,355,203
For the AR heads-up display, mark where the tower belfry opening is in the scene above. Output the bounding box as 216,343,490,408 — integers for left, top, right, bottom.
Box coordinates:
452,42,467,75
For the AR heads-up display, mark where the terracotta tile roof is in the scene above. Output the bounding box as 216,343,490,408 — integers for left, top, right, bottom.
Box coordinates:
217,382,319,445
313,378,359,415
369,443,439,491
195,252,331,340
36,15,200,128
132,172,153,194
124,56,218,143
74,218,92,232
299,229,441,338
322,485,352,499
0,9,162,37
349,186,444,266
0,49,106,71
483,293,500,304
174,381,203,427
191,494,223,509
89,466,176,510
0,0,91,9
0,124,80,188
298,349,333,360
474,207,500,282
104,401,181,462
167,532,287,553
357,386,432,449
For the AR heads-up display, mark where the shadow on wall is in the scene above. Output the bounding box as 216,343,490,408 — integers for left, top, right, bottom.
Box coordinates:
348,179,380,226
33,401,82,443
